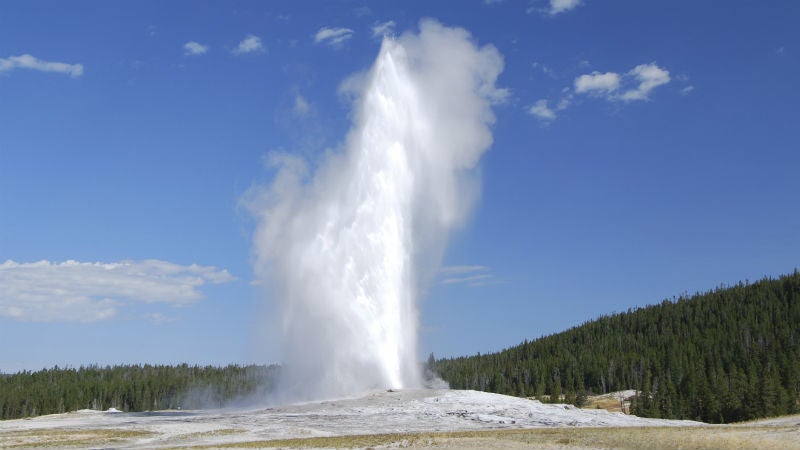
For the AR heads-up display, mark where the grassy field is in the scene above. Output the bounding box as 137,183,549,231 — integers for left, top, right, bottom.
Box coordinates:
178,425,800,450
0,428,152,449
3,422,797,450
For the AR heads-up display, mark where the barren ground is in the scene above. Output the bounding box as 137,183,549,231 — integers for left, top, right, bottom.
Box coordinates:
0,389,797,449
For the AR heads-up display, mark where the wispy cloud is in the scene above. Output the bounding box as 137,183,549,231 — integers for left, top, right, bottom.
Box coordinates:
233,34,265,54
530,62,673,122
372,20,396,38
145,312,176,325
574,63,670,101
0,259,235,323
0,54,83,77
438,265,500,287
528,0,583,16
439,265,489,276
557,90,572,110
314,27,354,47
353,6,372,17
618,63,671,101
528,99,557,121
549,0,582,15
293,93,311,117
183,41,209,56
532,61,555,78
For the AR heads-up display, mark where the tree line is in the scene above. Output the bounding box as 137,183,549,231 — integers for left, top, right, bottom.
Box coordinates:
0,363,279,420
3,271,798,423
433,270,800,423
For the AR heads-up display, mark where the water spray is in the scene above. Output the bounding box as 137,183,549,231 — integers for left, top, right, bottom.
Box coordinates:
245,19,505,400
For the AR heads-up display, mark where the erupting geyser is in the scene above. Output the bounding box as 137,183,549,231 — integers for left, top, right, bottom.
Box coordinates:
245,20,506,400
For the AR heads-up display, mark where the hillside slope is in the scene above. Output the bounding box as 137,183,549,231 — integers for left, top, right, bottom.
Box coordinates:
434,270,800,423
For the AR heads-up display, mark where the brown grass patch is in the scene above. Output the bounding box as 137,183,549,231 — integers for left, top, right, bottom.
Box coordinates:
4,422,799,449
0,428,152,448
178,426,800,449
176,428,246,440
582,396,627,413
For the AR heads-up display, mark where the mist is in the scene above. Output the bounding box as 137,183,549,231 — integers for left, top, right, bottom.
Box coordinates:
244,19,506,400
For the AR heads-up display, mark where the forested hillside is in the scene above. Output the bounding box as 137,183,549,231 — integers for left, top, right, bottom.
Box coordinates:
3,273,798,423
434,270,800,423
0,364,279,419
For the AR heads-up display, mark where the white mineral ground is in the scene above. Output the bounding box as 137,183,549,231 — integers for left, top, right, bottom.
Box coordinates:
0,389,705,448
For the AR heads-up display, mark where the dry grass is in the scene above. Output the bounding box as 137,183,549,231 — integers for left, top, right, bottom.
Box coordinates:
176,428,246,440
484,427,800,450
179,426,800,450
582,396,626,413
183,432,431,449
3,419,799,449
4,425,799,449
529,393,630,414
579,391,635,414
0,428,152,448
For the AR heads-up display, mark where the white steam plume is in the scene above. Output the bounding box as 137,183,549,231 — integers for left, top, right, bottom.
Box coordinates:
244,19,505,400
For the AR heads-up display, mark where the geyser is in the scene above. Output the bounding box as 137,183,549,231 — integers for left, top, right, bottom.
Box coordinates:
245,19,505,400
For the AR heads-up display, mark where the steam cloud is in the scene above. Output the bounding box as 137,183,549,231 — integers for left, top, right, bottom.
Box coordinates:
245,19,505,400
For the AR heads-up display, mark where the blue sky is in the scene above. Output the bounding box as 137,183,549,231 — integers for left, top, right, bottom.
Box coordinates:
1,0,798,373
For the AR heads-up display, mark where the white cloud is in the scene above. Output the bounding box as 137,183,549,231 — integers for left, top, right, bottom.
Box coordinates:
618,63,670,101
145,312,177,325
549,0,582,15
293,93,311,117
183,41,209,56
438,266,499,287
574,71,620,95
572,63,671,102
314,27,354,47
0,54,83,77
372,20,396,38
528,99,557,121
557,94,572,110
442,274,494,286
535,63,671,121
233,34,264,54
532,61,555,78
681,85,695,95
0,259,235,323
353,6,372,17
439,265,489,276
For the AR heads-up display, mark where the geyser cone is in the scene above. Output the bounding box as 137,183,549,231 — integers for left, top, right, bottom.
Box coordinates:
245,19,506,400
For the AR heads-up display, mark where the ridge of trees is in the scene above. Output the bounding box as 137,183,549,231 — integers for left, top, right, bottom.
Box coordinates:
0,364,279,419
433,270,800,423
3,271,798,423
